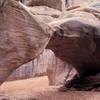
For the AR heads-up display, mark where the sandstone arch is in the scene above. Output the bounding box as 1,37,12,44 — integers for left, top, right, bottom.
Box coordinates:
47,4,100,90
0,0,52,85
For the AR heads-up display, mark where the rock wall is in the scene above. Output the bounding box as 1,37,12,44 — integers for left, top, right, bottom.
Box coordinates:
1,0,100,86
8,50,55,80
0,0,52,85
6,2,64,82
7,0,100,85
47,2,100,88
8,49,75,86
65,0,100,8
21,0,66,11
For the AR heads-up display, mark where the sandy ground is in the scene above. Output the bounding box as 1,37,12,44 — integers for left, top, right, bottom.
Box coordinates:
0,76,100,100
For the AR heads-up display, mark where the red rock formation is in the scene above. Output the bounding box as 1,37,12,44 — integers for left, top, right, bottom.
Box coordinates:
7,3,62,81
20,0,66,11
0,0,52,85
47,4,100,90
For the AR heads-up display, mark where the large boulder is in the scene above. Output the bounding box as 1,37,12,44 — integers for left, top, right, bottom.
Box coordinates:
21,0,66,11
6,4,61,81
28,6,61,18
0,0,52,85
47,3,100,90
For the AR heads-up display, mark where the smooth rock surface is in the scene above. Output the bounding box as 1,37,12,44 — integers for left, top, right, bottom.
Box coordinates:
21,0,66,11
0,0,52,85
47,4,100,83
65,0,100,8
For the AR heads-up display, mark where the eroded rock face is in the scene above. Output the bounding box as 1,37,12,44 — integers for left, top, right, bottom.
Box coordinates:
26,5,61,23
47,4,100,78
65,0,99,8
0,0,62,83
47,58,76,85
20,0,66,11
0,0,52,85
6,4,62,81
28,6,61,18
46,3,100,90
8,50,55,80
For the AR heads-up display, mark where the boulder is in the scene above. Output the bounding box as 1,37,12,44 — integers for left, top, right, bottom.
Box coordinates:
47,4,100,90
65,0,99,8
0,0,52,85
28,6,61,18
21,0,66,11
8,50,55,80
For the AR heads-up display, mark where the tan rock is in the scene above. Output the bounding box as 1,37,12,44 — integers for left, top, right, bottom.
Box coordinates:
28,6,61,18
21,0,66,11
0,0,52,85
6,4,61,81
66,0,91,7
47,4,100,82
47,57,76,85
8,50,54,80
26,6,61,23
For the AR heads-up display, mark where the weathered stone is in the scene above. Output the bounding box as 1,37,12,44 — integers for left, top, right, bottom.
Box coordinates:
5,4,61,81
63,73,100,91
90,2,100,10
47,58,66,85
28,6,61,18
33,15,55,23
21,0,66,11
47,58,76,85
0,0,52,85
47,4,100,89
65,0,99,8
8,50,55,80
25,5,61,24
8,49,75,85
1,0,100,88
